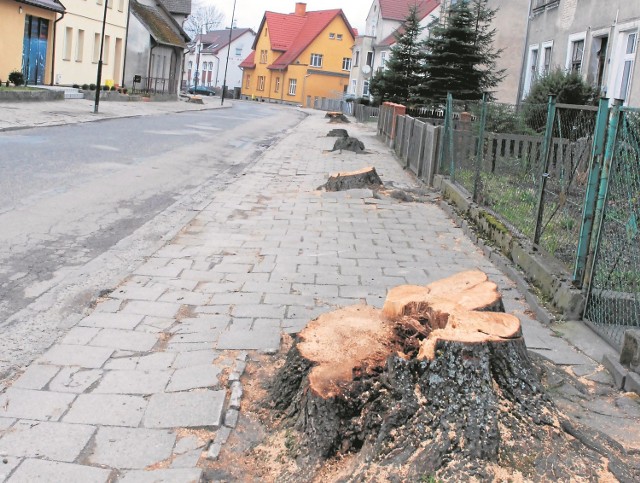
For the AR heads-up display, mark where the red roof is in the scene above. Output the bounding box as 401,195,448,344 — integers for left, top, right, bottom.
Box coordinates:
248,8,356,71
239,51,256,68
379,0,439,21
378,0,440,47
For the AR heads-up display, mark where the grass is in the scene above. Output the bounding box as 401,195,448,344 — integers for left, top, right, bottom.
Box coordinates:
454,164,582,271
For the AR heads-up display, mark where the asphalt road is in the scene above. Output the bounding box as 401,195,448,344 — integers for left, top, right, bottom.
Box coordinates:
0,102,305,380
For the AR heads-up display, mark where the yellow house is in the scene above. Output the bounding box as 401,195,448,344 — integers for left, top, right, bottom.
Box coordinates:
0,0,65,85
239,2,356,106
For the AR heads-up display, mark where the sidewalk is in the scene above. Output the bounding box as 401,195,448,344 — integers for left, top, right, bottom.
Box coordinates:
0,96,229,132
0,108,638,481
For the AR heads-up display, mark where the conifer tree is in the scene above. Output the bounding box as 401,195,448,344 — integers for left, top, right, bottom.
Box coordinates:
369,5,427,105
419,0,504,103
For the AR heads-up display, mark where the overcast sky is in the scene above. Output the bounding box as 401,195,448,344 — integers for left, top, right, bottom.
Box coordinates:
199,0,373,33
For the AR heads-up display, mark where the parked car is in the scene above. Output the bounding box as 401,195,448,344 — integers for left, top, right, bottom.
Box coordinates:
188,85,216,96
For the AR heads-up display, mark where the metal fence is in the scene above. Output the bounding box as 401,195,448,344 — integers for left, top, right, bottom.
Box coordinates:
378,94,639,349
312,97,353,115
584,106,640,346
131,76,178,95
438,95,597,273
354,104,380,123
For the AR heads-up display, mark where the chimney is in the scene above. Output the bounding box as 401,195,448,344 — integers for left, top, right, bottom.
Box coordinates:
295,2,306,16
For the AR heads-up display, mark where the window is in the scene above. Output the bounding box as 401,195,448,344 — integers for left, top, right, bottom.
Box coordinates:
342,57,352,71
354,50,360,67
104,35,110,64
570,39,584,73
594,36,608,94
188,61,192,69
288,78,297,95
618,31,637,100
523,46,539,98
351,79,357,94
310,53,323,67
381,51,387,69
76,29,84,61
235,46,242,56
107,0,112,8
542,43,552,76
275,76,280,93
363,80,370,97
260,49,267,63
366,51,373,67
530,48,539,81
258,75,265,91
118,0,124,11
93,33,100,62
64,27,72,60
245,74,250,88
329,33,335,39
337,34,343,41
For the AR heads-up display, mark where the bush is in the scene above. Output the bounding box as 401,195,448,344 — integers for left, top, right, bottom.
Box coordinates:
523,69,596,132
525,69,596,106
8,70,24,86
123,88,128,94
110,86,116,91
89,84,96,90
102,85,109,91
72,83,80,88
82,83,89,90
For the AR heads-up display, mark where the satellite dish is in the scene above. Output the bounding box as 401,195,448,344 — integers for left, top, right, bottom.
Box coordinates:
362,65,372,75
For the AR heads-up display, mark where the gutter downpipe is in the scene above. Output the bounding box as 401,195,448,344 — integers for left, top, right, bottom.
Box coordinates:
50,1,66,86
516,0,534,107
121,0,132,87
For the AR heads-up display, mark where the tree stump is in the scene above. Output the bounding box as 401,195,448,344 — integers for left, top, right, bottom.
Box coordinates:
325,111,350,123
327,128,349,138
331,136,365,153
323,167,382,191
266,270,634,481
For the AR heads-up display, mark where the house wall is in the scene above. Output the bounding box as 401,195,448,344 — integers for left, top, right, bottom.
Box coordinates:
124,14,150,85
489,0,529,104
0,1,58,84
53,0,129,86
524,0,640,106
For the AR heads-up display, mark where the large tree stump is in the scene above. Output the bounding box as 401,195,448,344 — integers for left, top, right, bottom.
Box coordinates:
331,136,365,153
323,167,382,191
266,270,634,481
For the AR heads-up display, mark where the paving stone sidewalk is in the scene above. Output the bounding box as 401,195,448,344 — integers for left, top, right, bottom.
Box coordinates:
1,109,638,482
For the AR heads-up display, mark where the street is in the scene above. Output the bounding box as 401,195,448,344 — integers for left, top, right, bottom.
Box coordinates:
0,102,304,379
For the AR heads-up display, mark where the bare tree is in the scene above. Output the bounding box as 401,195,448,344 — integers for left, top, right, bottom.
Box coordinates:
183,2,225,39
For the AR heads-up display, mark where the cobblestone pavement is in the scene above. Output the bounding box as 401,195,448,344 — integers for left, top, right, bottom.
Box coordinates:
1,109,638,481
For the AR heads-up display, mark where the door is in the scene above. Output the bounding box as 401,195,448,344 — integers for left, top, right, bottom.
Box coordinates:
22,16,49,85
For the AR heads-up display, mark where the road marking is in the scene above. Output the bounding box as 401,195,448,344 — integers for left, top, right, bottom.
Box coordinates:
90,145,120,151
184,125,223,131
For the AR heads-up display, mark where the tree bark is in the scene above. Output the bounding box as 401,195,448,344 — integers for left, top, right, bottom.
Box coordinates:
264,270,636,480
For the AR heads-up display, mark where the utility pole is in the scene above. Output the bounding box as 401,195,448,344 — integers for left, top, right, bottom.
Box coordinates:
221,0,237,105
93,0,109,114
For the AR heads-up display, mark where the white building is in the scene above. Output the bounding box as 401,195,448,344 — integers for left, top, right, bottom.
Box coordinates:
184,28,256,92
349,0,440,100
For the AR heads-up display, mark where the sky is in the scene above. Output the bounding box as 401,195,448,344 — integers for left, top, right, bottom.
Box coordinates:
199,0,373,33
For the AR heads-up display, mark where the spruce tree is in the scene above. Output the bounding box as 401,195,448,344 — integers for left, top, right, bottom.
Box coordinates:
419,0,504,103
369,5,427,105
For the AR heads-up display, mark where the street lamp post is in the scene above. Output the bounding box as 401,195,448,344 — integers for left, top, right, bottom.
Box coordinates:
221,0,237,105
193,39,201,91
93,0,109,114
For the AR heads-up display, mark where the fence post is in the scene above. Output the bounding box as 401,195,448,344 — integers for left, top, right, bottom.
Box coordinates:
533,94,557,246
583,99,624,304
472,93,488,203
573,97,610,287
438,93,454,179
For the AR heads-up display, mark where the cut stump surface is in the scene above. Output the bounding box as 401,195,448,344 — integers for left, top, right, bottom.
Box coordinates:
323,167,382,191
